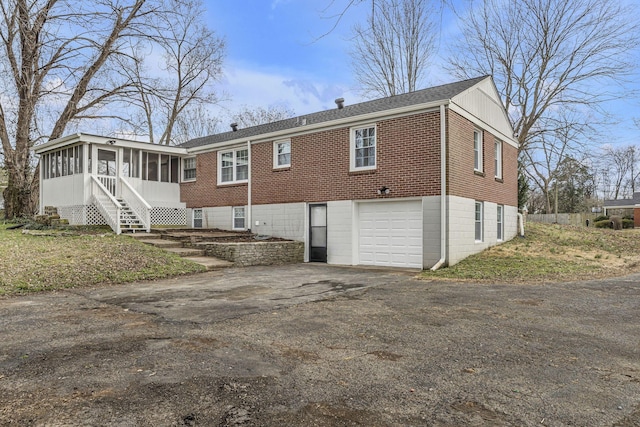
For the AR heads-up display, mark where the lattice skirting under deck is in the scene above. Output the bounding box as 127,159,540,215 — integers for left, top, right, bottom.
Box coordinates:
55,205,186,226
56,205,106,225
151,207,186,226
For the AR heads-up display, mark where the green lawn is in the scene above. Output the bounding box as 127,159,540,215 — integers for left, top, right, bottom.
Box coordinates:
421,222,640,283
0,224,205,296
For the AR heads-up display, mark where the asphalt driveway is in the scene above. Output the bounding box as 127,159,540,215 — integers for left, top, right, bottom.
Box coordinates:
1,264,639,426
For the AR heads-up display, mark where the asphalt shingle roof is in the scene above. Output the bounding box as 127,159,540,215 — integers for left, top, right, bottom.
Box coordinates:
603,192,640,207
179,75,490,149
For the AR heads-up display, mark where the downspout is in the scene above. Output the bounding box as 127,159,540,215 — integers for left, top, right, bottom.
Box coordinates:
431,103,448,271
247,140,252,233
517,212,525,237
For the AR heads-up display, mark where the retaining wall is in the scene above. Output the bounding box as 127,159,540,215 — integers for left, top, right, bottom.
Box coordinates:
195,240,304,267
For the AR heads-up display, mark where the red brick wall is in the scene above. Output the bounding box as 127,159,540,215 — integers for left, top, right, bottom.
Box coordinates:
178,109,518,208
180,151,248,208
251,111,442,205
447,110,518,207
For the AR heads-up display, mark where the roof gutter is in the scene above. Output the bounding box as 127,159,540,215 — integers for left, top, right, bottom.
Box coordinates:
186,101,446,154
431,103,448,271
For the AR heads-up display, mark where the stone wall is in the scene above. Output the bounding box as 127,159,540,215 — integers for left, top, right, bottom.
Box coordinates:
195,240,304,267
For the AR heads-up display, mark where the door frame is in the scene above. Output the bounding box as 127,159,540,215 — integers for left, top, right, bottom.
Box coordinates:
309,203,327,263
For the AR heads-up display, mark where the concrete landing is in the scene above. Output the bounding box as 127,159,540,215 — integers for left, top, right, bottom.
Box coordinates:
128,233,233,270
164,247,206,257
183,256,234,271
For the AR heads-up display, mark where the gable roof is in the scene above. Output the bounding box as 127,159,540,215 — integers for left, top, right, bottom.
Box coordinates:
603,192,640,208
180,75,491,150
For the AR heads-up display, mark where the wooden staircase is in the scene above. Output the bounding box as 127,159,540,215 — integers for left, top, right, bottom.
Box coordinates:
117,198,145,233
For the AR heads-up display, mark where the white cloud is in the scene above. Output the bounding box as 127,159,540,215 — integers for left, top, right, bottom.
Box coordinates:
270,0,293,10
213,63,361,120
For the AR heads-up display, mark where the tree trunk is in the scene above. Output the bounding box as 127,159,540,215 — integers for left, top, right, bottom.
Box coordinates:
3,167,34,219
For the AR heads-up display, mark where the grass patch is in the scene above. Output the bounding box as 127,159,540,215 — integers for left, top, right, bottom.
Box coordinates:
0,224,206,296
422,222,640,284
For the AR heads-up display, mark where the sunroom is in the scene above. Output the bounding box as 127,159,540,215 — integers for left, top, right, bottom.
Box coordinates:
34,133,189,233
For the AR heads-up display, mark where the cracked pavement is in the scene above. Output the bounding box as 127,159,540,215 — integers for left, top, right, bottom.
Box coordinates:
1,264,639,426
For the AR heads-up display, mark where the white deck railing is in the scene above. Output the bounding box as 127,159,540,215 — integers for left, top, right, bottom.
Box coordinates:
97,175,117,197
121,178,151,232
91,175,121,234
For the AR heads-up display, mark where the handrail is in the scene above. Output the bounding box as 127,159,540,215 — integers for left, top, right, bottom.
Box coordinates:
121,177,151,209
91,175,122,208
91,175,122,234
120,177,151,232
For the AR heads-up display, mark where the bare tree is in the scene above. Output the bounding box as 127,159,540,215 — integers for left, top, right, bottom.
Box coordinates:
522,112,589,214
131,0,225,145
598,145,636,200
0,0,152,218
448,0,640,153
350,0,437,98
229,104,295,129
171,105,223,145
0,0,224,218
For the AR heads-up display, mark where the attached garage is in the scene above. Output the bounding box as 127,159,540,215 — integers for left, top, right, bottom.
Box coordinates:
357,200,423,269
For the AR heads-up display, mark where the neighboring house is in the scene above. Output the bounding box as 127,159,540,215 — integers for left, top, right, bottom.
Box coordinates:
35,76,519,269
603,193,639,226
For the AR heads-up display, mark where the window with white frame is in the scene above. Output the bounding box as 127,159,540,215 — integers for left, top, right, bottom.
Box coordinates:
274,140,291,168
233,206,246,230
495,139,503,179
219,148,248,184
474,129,483,172
475,201,483,242
183,157,196,181
497,205,504,241
350,125,376,171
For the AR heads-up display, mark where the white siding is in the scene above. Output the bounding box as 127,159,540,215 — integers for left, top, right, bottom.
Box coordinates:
41,174,86,207
447,195,518,267
505,205,519,240
191,206,232,229
422,196,442,268
447,196,478,266
326,200,353,265
451,78,516,148
251,203,306,241
135,180,183,207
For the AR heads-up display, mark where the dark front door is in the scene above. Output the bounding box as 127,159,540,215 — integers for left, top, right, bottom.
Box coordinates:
309,204,327,262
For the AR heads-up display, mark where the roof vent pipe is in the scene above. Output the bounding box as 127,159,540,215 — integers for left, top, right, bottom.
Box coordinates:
230,122,238,132
335,98,345,109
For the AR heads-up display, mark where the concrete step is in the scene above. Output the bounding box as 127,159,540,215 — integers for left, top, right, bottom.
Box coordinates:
164,247,206,257
137,239,183,249
183,256,234,271
127,232,160,239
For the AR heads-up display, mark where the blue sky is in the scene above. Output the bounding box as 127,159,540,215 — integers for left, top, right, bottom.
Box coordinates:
202,0,639,145
202,0,370,117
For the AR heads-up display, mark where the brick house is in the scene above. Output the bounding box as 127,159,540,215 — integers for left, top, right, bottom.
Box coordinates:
35,76,518,269
178,75,518,269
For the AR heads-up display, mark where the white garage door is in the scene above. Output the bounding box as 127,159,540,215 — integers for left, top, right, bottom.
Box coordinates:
358,200,423,269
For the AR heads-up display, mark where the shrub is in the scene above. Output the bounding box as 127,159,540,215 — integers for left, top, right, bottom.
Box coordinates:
595,218,635,229
594,215,609,222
